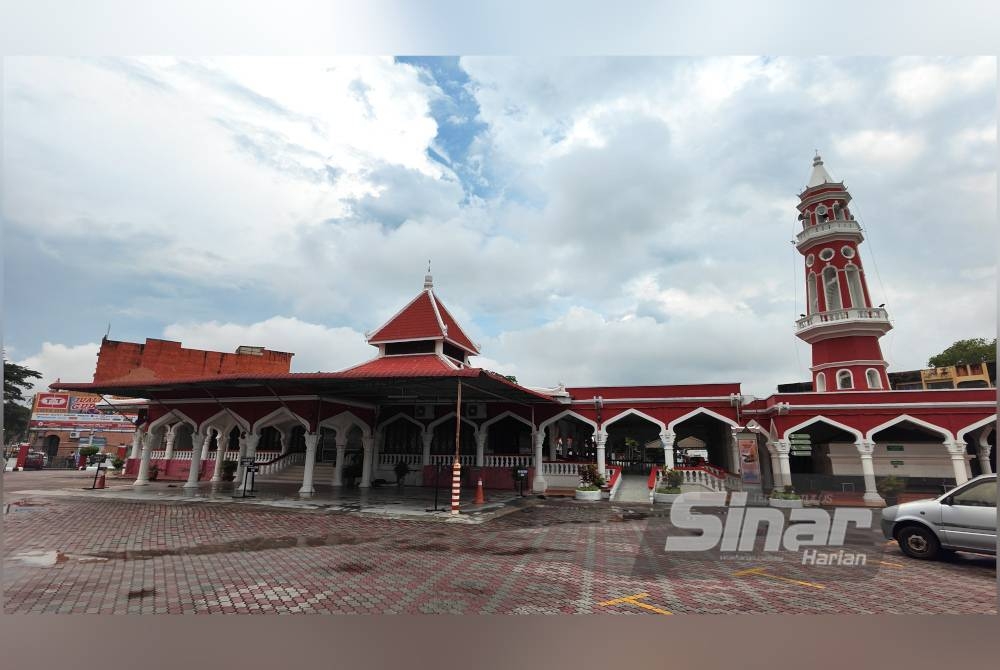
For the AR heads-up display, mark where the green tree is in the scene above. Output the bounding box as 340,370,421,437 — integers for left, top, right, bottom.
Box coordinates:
927,338,997,367
4,358,42,444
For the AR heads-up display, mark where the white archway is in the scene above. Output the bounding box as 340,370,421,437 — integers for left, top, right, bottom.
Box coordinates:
377,412,426,433
955,415,998,443
538,409,598,434
481,410,533,433
667,407,739,433
864,414,955,443
147,408,198,434
782,415,863,443
319,410,372,439
251,406,311,434
199,408,250,436
427,411,479,436
601,408,667,433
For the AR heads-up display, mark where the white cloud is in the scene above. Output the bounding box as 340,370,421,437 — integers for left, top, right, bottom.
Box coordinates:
162,316,373,373
832,129,926,166
5,56,997,399
15,342,101,396
888,56,996,115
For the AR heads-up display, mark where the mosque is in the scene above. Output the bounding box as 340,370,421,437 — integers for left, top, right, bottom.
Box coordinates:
52,156,996,506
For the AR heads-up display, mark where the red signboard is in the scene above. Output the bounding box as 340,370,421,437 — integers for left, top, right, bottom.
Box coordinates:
35,393,70,411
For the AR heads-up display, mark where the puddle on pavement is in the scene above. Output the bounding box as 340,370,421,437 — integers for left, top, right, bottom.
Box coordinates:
127,587,156,600
84,533,373,561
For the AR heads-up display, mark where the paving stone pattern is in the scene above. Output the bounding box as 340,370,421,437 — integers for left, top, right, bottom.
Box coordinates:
3,488,996,615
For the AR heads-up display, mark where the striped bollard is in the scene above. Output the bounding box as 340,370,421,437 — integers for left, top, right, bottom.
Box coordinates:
451,458,462,514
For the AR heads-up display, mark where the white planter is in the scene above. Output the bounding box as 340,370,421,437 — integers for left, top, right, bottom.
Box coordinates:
575,489,602,501
769,498,803,509
654,492,682,504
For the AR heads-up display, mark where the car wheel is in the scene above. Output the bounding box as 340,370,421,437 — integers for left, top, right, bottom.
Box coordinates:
896,525,940,560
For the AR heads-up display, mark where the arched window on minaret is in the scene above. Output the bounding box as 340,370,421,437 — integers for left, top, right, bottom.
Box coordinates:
823,266,842,311
844,264,866,308
807,272,819,314
866,368,882,389
837,369,854,389
815,371,827,392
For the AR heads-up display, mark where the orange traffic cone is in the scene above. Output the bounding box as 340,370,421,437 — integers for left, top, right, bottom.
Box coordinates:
96,473,106,489
474,476,485,505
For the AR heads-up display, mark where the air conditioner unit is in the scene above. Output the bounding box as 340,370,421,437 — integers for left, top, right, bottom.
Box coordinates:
69,432,81,439
413,404,434,420
464,403,486,419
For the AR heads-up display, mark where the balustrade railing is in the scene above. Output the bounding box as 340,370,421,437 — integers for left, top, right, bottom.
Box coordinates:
485,454,531,467
795,219,861,246
379,453,423,467
429,454,475,466
257,451,304,476
796,307,889,330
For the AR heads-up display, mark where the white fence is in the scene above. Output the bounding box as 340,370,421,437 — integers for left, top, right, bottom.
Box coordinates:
377,454,533,468
675,467,743,492
149,450,280,463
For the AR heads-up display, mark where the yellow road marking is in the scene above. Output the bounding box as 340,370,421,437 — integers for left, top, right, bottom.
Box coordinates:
877,560,904,567
733,566,825,589
599,592,673,615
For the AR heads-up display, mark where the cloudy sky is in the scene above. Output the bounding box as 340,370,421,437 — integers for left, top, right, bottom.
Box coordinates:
3,56,996,397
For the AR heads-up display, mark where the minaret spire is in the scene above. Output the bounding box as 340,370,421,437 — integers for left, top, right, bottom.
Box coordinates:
423,260,433,290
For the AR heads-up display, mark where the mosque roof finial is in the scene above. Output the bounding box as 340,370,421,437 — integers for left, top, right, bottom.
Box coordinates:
423,260,433,290
807,150,834,188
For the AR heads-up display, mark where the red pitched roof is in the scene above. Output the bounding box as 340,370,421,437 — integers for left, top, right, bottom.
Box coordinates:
337,354,458,377
367,289,479,354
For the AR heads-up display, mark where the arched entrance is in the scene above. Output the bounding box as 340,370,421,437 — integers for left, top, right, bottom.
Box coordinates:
487,415,531,456
869,419,960,491
784,420,858,494
670,411,736,472
604,413,663,474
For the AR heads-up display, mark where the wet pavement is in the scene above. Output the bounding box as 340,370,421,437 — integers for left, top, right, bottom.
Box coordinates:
3,470,996,615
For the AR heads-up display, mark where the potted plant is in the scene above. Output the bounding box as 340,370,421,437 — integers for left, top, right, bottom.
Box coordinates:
394,460,411,488
877,475,906,506
147,464,160,482
769,484,803,508
111,457,125,473
654,467,684,504
221,460,238,482
575,463,605,501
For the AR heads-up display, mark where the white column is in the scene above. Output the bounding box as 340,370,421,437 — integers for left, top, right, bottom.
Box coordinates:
660,431,675,469
359,436,374,488
332,438,347,487
766,441,782,490
475,430,486,467
547,424,558,462
163,425,177,460
855,441,885,506
729,429,742,475
134,431,157,486
233,433,249,485
945,441,970,485
279,428,292,456
129,429,143,460
182,431,206,489
211,429,228,482
299,432,319,495
421,431,432,466
977,431,994,475
595,431,607,478
773,440,792,489
531,430,547,492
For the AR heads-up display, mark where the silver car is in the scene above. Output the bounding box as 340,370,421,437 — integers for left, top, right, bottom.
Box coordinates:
881,474,997,560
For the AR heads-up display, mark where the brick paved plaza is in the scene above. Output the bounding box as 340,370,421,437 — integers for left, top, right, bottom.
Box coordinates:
3,471,996,615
